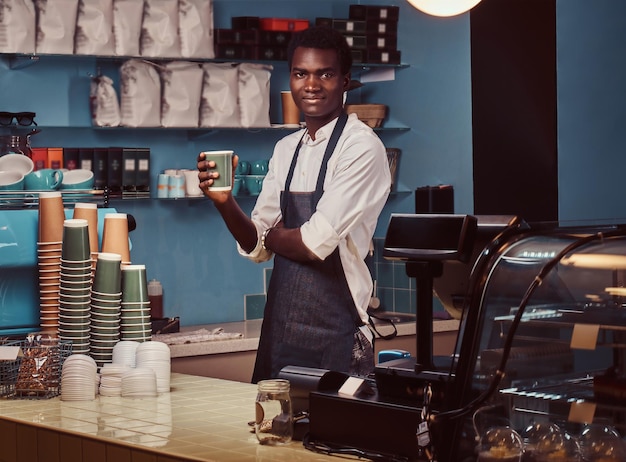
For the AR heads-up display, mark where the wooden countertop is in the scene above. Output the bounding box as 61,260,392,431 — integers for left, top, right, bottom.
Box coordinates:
164,318,460,359
0,373,340,461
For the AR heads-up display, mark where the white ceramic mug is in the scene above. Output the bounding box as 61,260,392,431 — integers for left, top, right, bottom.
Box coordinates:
182,169,202,197
0,153,34,176
0,170,25,190
61,169,94,190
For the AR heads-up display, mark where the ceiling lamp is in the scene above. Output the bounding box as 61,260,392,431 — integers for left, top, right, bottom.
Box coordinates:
406,0,482,17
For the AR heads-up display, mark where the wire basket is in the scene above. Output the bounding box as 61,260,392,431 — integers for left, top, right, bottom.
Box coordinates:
386,148,401,191
0,338,72,399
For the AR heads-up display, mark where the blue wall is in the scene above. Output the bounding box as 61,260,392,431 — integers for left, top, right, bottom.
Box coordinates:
557,0,626,221
2,0,621,327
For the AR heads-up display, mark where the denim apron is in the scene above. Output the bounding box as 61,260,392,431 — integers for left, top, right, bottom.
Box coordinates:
252,112,372,383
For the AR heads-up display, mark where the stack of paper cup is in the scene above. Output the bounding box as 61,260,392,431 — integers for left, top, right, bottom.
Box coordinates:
101,213,131,266
37,192,66,334
58,219,92,354
38,240,62,335
120,265,152,342
73,203,99,271
90,252,122,367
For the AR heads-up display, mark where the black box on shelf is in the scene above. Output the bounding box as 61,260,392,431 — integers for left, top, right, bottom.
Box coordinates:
63,147,79,170
122,147,136,192
135,147,150,192
93,148,108,190
315,17,333,28
215,44,256,60
351,49,366,63
214,28,259,45
232,16,260,30
366,19,398,36
344,35,368,50
364,49,401,64
78,147,94,172
332,19,367,34
107,147,123,195
366,33,397,50
255,46,288,61
349,4,400,22
258,30,292,47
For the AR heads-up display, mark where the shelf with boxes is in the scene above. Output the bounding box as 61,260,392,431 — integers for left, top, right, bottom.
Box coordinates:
216,4,402,65
27,145,151,201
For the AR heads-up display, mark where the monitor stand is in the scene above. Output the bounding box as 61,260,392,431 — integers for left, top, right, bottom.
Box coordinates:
406,260,442,373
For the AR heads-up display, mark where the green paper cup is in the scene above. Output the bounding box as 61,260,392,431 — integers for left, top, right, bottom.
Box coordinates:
121,264,149,303
61,219,90,261
92,252,122,294
201,150,233,191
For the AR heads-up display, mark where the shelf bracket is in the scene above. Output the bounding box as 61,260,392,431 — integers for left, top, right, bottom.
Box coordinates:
0,54,40,70
187,129,218,141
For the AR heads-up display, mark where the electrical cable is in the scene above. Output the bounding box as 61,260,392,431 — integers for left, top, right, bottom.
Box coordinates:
302,432,410,462
431,229,626,423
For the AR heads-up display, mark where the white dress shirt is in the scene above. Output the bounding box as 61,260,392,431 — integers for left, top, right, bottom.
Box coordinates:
239,113,391,322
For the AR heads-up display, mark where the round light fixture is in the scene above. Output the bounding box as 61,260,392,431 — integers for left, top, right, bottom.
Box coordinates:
406,0,482,17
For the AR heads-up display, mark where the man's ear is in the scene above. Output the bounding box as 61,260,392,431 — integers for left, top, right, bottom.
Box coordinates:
343,73,352,91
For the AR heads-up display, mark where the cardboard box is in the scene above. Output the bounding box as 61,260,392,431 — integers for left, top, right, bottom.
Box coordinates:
47,147,63,170
214,29,259,45
107,147,123,195
332,19,367,34
315,17,333,28
135,147,150,192
366,34,397,50
63,147,79,170
258,30,292,47
364,49,401,64
122,147,136,192
31,147,48,170
215,45,255,60
231,16,260,30
255,46,288,61
259,18,309,32
349,5,400,22
93,148,108,190
78,147,94,172
344,35,368,50
366,19,398,36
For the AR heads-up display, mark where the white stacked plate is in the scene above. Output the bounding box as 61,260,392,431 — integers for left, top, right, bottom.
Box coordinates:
58,259,93,355
135,341,171,393
120,367,158,398
99,363,130,397
60,354,97,401
111,340,140,368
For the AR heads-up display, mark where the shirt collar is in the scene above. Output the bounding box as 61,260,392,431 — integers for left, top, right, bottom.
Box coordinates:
303,116,341,147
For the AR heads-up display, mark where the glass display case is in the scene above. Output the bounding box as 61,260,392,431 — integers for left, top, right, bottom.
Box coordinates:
446,220,626,461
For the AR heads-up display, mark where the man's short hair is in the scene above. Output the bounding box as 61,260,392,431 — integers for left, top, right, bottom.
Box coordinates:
287,26,353,75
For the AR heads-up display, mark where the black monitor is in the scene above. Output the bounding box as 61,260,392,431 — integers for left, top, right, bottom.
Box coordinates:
383,214,478,262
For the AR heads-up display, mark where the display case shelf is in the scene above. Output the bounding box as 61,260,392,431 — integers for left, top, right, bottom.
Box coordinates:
0,189,109,208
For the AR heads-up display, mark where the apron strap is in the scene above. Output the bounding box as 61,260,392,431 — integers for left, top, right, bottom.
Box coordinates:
313,111,348,207
280,112,348,216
